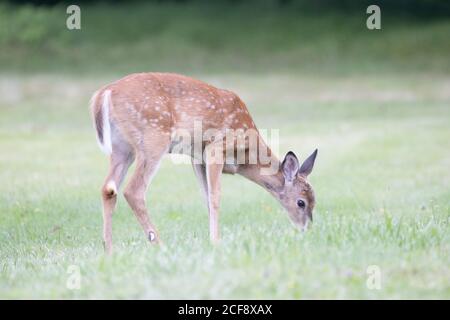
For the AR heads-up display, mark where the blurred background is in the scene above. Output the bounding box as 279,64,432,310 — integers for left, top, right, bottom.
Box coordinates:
1,0,450,74
0,0,449,299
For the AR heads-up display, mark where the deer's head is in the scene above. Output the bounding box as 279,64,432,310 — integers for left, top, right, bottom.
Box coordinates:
270,149,318,231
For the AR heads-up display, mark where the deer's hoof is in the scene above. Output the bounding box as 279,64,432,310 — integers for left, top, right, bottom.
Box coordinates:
148,231,157,243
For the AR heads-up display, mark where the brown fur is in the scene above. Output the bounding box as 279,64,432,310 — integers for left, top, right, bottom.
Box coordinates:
90,72,317,253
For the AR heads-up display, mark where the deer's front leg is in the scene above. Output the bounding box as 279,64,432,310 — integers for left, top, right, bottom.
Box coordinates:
191,160,209,211
205,156,224,243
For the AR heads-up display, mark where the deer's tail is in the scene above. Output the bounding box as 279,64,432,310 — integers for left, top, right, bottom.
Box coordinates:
90,89,113,155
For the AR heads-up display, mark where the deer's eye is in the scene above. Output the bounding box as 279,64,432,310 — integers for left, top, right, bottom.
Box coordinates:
297,199,306,208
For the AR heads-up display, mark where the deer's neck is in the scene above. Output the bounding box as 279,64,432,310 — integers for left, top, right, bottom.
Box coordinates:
237,151,284,197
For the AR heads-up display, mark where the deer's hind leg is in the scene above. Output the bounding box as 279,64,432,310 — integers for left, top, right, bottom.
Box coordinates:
101,142,134,255
123,133,170,245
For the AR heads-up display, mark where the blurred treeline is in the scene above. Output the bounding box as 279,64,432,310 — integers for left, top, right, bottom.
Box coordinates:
1,0,449,75
4,0,450,17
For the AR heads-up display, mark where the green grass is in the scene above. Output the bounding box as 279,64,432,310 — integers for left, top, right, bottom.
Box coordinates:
0,2,449,299
0,73,449,299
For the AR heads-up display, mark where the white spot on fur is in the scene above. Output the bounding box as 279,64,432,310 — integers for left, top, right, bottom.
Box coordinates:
106,180,117,195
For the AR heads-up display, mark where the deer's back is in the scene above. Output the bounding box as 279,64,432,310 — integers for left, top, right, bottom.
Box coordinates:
104,73,256,137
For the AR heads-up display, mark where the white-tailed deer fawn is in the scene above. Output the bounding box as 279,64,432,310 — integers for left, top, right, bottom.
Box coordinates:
90,73,317,254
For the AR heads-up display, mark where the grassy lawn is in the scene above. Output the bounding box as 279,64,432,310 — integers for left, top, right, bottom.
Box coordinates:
0,2,449,299
0,73,449,299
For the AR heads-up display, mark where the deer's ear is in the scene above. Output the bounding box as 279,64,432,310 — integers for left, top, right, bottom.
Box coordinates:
281,151,300,182
299,149,318,177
